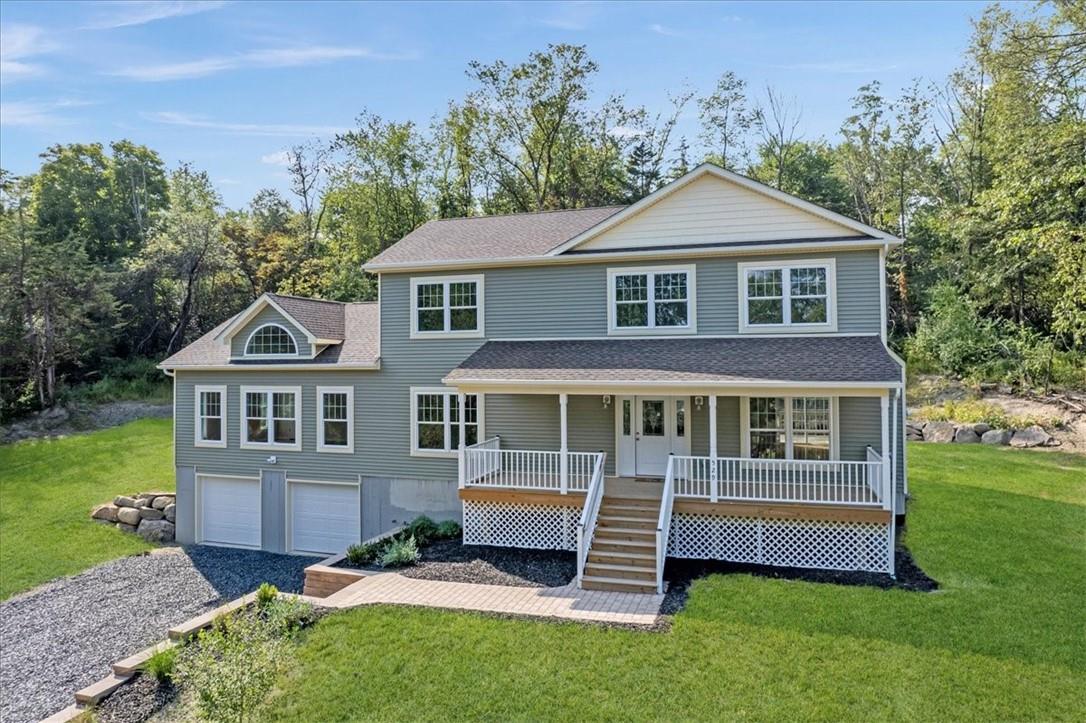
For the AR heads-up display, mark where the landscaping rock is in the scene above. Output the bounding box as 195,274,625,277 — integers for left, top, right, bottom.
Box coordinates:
164,504,176,523
1010,425,1051,448
972,423,991,434
981,429,1013,445
923,421,956,443
116,522,138,534
136,519,175,543
139,507,164,520
114,495,140,509
116,507,142,526
151,495,173,510
90,504,119,523
954,428,981,444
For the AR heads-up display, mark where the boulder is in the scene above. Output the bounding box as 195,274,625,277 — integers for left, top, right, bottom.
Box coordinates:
90,504,119,522
164,504,176,523
116,522,138,534
972,423,991,435
116,507,142,526
1010,425,1051,448
954,427,981,444
924,421,956,443
38,406,70,427
151,495,173,510
981,429,1013,445
137,519,175,543
139,507,164,520
114,495,140,508
906,422,925,435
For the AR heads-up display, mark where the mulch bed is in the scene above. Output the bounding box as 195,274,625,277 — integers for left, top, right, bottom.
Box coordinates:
94,674,178,723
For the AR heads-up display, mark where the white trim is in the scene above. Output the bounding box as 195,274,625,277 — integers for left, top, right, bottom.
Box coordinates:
239,386,303,451
195,474,261,549
242,322,300,358
548,164,900,256
737,258,837,333
879,245,888,343
285,478,361,555
606,264,697,336
409,386,485,458
409,274,485,339
445,378,900,393
194,385,227,448
215,294,320,346
159,362,380,371
739,395,838,461
488,331,880,342
316,386,354,454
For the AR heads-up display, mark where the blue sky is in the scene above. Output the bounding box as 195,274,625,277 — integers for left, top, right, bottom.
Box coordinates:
1,0,989,208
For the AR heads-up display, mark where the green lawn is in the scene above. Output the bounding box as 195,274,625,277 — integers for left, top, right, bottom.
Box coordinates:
263,444,1086,721
0,418,174,599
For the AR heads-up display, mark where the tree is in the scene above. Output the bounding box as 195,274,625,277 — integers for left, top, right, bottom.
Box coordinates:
698,71,754,170
752,87,803,189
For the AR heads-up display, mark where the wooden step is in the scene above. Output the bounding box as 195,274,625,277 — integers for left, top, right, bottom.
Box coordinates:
581,575,657,594
594,526,655,542
585,562,656,581
602,495,661,507
75,673,132,705
589,550,656,566
598,504,658,518
592,538,655,553
112,640,176,676
597,515,657,530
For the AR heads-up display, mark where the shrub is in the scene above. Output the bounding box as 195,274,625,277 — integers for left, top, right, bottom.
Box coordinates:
345,542,380,566
63,357,172,406
144,645,179,683
262,596,317,635
906,283,1002,377
435,519,462,540
255,582,278,609
403,515,439,545
381,536,420,568
913,400,1056,429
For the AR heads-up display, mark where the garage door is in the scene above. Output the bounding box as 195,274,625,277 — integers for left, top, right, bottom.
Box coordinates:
199,476,261,548
290,481,360,554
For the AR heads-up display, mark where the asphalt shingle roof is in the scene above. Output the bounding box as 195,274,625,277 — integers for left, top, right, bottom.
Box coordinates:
366,206,625,267
444,336,902,385
268,293,346,339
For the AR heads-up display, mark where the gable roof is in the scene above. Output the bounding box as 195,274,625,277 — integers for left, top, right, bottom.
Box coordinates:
159,302,380,370
213,292,347,346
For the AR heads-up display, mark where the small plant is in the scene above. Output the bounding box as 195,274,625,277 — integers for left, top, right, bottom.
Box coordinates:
263,596,317,635
144,645,178,683
403,515,439,545
435,519,462,540
255,582,279,609
346,541,381,566
381,535,420,568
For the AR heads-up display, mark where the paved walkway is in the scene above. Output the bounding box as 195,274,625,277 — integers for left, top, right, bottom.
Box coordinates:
321,572,665,626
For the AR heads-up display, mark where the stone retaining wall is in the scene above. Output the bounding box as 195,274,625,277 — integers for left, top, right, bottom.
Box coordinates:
91,492,177,542
907,421,1056,448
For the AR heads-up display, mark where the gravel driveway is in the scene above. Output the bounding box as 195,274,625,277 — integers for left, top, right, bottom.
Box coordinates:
0,546,318,723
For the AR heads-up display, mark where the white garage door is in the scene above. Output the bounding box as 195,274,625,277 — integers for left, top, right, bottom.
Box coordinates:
199,476,261,548
290,481,360,555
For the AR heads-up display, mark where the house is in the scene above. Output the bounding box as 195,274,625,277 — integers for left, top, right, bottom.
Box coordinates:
160,163,907,593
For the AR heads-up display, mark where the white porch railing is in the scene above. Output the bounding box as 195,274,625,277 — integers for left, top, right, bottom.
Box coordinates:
655,455,677,594
575,452,607,587
671,452,889,508
461,438,600,493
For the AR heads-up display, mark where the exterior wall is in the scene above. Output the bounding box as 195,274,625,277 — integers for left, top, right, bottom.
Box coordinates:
261,470,287,554
228,305,311,358
360,477,461,541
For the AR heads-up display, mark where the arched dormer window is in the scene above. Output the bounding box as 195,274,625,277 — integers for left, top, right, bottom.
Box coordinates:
245,324,297,356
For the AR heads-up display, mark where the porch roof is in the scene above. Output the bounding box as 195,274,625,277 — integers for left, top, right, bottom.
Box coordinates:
444,335,902,389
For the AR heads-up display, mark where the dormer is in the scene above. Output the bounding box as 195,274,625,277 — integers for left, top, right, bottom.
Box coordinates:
215,293,346,361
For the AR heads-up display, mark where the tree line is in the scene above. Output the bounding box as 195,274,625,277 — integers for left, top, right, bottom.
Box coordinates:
0,1,1082,419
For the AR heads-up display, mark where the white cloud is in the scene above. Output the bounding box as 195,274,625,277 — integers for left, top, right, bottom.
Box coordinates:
82,1,228,30
608,125,643,140
260,150,292,166
111,44,416,81
0,24,55,83
144,111,346,137
649,23,684,38
0,98,92,127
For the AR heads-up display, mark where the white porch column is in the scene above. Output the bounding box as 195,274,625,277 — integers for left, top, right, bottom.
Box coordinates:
559,393,569,494
709,395,718,502
880,393,892,511
457,392,466,487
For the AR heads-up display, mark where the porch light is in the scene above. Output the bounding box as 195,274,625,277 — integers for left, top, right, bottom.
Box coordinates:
695,396,704,410
602,395,611,408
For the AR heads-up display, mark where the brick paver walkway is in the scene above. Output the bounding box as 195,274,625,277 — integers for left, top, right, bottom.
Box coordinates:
321,572,665,626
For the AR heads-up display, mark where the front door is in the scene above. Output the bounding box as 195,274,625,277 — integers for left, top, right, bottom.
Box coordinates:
635,398,670,476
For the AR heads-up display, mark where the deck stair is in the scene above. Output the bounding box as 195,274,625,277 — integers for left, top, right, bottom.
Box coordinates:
581,480,664,594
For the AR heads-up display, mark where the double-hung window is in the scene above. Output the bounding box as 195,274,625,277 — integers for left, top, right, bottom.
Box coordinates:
240,386,301,450
317,386,353,453
738,260,836,332
410,388,482,456
195,385,226,448
608,265,696,334
743,396,834,460
410,275,484,338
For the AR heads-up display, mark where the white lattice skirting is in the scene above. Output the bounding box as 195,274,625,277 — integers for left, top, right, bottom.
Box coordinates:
668,513,893,574
463,500,578,551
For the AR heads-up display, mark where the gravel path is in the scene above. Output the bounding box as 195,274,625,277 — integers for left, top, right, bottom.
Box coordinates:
0,546,317,723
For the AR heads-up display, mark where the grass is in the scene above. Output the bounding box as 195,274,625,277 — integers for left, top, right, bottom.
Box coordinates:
0,418,173,599
262,444,1086,721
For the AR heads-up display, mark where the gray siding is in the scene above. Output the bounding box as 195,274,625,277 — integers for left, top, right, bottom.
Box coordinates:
175,466,196,544
229,306,311,358
690,396,742,457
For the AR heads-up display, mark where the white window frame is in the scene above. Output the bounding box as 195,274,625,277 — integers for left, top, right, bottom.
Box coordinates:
606,264,697,336
243,323,299,358
409,275,485,339
409,386,484,458
317,386,354,453
194,385,227,448
737,259,837,333
239,386,302,451
740,396,840,460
